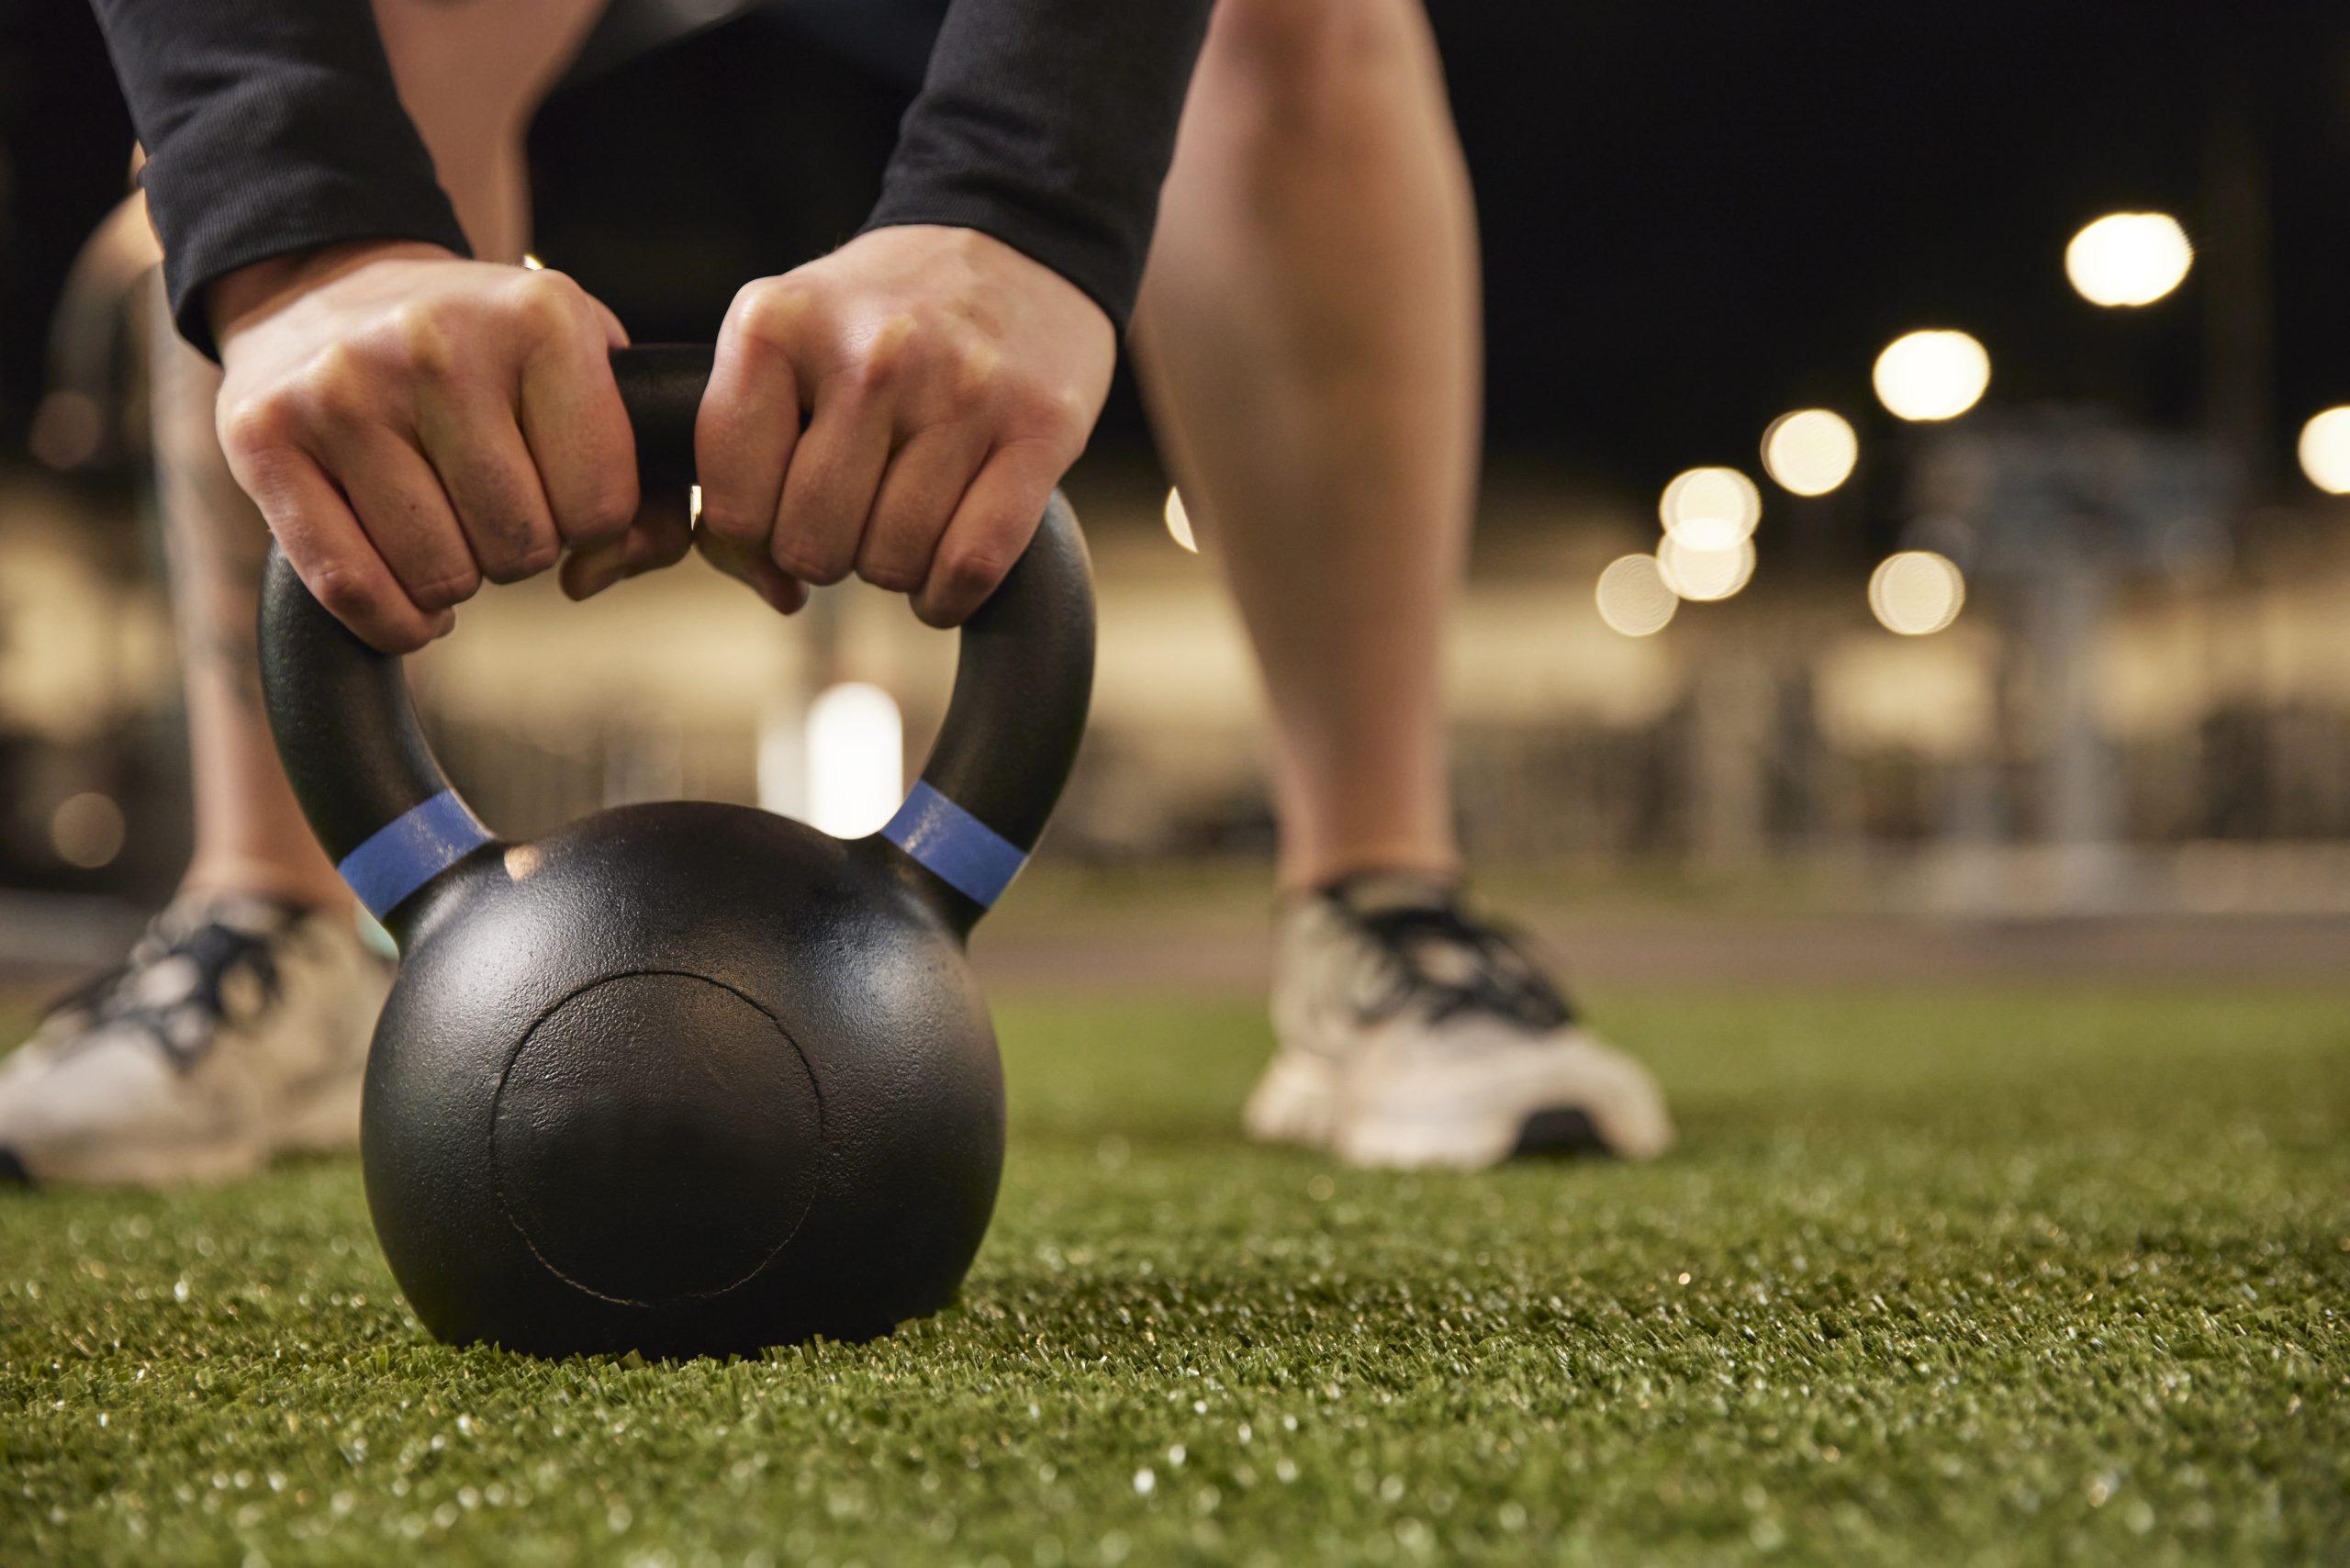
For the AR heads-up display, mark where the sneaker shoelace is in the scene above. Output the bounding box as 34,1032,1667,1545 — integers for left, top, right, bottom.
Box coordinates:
1342,895,1576,1034
39,900,297,1070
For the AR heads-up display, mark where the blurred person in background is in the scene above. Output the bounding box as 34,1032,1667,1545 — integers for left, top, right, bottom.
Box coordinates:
0,0,1671,1186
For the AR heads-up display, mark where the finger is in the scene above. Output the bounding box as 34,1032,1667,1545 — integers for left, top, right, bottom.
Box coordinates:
558,492,694,599
582,289,631,351
237,445,451,652
856,424,989,594
312,427,482,614
913,440,1062,628
696,287,805,552
693,528,811,615
770,388,893,586
514,271,638,548
415,390,560,583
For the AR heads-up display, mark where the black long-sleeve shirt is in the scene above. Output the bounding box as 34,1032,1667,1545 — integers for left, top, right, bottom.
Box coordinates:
87,0,1211,355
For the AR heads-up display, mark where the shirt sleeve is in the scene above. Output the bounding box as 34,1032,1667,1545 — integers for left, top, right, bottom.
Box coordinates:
90,0,1208,355
861,0,1214,331
86,0,470,359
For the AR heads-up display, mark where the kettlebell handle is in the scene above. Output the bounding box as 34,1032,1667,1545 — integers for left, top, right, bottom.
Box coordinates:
256,343,1095,942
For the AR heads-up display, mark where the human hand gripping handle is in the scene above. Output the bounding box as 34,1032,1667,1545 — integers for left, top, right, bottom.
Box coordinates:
257,344,1095,944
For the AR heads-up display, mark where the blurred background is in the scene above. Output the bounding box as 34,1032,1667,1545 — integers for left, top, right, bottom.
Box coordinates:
0,0,2345,985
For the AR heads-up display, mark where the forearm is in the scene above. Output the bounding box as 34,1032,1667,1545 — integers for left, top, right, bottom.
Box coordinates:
865,0,1214,331
88,0,468,357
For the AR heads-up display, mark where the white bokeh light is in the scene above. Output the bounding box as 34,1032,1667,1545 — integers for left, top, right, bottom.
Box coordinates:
805,682,904,837
1657,535,1757,602
1873,330,1990,422
50,791,125,869
2065,212,2193,308
1761,409,1858,496
1163,487,1199,553
2296,408,2350,495
1868,551,1966,635
1659,465,1762,550
1595,554,1678,637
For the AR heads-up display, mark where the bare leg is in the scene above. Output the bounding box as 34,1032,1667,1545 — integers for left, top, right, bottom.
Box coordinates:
367,0,609,267
150,0,601,906
1132,0,1481,893
150,282,352,906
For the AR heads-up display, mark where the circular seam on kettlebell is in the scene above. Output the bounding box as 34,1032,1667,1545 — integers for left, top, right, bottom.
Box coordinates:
488,969,827,1308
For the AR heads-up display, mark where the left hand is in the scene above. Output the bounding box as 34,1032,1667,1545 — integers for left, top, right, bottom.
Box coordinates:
567,226,1113,625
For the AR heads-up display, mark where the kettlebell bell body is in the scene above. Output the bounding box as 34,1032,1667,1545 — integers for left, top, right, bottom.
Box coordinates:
258,346,1093,1360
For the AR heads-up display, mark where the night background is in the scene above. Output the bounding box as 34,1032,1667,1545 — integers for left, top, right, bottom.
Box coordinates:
0,6,2344,1564
8,2,2347,495
6,0,2344,888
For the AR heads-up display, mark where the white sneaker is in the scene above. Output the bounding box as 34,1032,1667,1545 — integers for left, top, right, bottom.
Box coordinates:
1246,874,1673,1170
0,894,389,1187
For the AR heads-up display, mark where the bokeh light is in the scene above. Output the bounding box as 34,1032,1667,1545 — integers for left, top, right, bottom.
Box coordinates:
805,682,903,838
1658,534,1757,602
50,791,125,868
28,390,103,472
1163,487,1199,553
1659,465,1762,550
1867,551,1966,635
1872,330,1990,421
1760,409,1859,496
1595,554,1678,636
2065,212,2193,307
2295,407,2350,495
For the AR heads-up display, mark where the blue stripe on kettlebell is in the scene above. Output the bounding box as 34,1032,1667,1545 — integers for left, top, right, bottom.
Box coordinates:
879,781,1028,908
337,790,493,919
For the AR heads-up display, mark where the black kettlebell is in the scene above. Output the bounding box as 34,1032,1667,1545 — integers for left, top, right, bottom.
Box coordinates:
256,344,1093,1360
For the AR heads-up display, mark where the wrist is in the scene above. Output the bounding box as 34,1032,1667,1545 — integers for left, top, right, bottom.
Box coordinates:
207,240,459,351
858,221,1115,338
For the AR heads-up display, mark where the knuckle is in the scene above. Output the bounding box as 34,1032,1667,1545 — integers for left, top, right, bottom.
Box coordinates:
218,395,294,459
733,280,813,352
912,591,965,630
843,315,919,398
300,353,376,431
387,305,459,379
1003,379,1086,435
693,498,767,544
311,340,364,386
408,566,482,612
590,489,640,541
509,268,588,331
770,532,852,586
507,274,601,350
378,625,434,655
856,551,924,594
485,536,560,583
938,541,1011,596
946,342,1006,405
565,478,639,543
306,564,371,620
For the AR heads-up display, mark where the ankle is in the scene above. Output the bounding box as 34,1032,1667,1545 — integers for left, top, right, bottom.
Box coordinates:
180,856,352,913
1276,845,1460,900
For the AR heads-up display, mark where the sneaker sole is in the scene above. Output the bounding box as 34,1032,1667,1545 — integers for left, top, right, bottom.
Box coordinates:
5,1064,363,1189
1243,1045,1673,1171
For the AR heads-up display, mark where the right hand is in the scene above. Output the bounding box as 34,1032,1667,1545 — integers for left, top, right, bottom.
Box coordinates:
211,241,654,651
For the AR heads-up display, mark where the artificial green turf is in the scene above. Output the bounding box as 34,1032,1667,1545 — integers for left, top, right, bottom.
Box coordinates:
3,984,2345,1566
